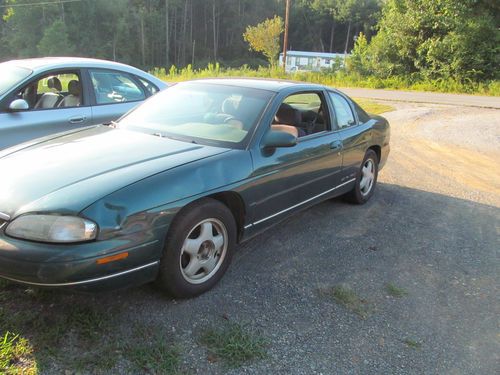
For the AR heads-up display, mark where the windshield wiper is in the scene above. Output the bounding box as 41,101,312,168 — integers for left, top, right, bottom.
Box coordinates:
150,132,197,144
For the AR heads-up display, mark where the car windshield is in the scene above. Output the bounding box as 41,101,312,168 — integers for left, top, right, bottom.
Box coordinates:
118,82,273,148
0,65,32,96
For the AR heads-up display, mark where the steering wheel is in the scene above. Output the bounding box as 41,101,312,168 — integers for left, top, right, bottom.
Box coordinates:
223,114,237,123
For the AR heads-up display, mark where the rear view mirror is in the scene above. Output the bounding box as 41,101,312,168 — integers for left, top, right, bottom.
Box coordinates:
9,99,29,112
262,130,297,149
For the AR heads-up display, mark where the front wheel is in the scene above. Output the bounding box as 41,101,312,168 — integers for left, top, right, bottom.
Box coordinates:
155,198,236,298
345,149,379,204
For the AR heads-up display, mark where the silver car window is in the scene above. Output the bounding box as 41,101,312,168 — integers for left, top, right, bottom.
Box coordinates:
89,70,146,104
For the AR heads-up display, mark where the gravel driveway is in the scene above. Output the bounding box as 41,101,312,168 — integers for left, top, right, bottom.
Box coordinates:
154,102,499,374
3,101,499,374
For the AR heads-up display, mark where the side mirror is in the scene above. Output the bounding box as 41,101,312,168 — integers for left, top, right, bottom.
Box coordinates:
262,130,297,149
9,99,29,112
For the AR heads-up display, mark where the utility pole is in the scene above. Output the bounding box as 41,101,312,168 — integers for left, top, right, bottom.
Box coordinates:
192,39,196,67
165,0,169,69
282,0,291,71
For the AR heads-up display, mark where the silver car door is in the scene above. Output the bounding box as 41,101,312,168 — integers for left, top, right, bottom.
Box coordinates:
0,71,92,150
0,104,91,151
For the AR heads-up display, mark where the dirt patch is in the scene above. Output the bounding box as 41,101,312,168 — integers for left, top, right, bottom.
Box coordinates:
381,103,500,207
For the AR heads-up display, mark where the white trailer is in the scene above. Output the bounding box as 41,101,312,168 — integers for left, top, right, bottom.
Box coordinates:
279,50,347,73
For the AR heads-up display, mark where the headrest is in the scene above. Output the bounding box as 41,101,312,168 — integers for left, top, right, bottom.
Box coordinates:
275,103,301,126
47,76,62,91
68,80,81,96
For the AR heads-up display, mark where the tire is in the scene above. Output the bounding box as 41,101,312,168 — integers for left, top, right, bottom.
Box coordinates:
345,149,379,204
155,198,236,298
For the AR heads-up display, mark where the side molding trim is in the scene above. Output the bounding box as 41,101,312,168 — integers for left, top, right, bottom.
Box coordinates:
245,178,356,229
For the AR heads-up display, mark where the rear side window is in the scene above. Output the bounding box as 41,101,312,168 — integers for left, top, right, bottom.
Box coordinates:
89,70,146,105
136,76,160,96
329,92,355,129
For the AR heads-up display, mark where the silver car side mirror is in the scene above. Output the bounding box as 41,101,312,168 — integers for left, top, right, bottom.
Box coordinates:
9,99,29,112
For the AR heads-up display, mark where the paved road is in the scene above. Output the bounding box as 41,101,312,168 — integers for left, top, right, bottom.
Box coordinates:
339,87,500,109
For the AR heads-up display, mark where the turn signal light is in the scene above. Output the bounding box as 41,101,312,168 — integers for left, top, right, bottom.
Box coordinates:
96,252,129,265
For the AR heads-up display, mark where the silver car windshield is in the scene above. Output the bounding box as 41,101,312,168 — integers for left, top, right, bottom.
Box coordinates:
118,82,273,148
0,65,33,96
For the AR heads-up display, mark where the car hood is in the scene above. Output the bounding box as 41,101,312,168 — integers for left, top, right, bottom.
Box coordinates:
0,126,230,218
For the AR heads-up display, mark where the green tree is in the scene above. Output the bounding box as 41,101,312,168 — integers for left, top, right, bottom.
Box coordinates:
243,15,284,67
1,0,49,58
348,32,370,75
365,0,499,81
37,20,74,56
312,0,380,53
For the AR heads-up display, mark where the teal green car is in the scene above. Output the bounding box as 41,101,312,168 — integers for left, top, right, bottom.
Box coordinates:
0,79,390,298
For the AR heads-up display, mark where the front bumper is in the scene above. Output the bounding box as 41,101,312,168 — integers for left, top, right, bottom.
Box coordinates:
0,233,163,291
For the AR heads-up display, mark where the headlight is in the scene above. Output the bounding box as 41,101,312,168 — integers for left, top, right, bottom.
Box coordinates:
5,215,98,243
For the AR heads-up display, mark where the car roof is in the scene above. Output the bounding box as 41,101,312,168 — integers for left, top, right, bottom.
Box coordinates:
1,57,167,88
4,57,137,71
184,78,327,92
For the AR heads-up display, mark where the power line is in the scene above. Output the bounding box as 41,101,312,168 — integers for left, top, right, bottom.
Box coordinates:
0,0,82,8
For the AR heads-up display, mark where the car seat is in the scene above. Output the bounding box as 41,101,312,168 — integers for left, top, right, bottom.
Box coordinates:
58,80,81,107
34,77,63,109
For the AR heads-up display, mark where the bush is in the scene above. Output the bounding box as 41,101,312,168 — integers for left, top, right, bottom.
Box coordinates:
152,63,499,96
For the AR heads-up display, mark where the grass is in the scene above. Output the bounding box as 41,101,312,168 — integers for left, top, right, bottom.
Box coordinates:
200,322,267,368
385,283,409,298
71,344,120,373
153,64,500,96
404,339,422,349
0,332,36,374
354,98,395,114
0,283,121,373
126,336,183,375
0,282,192,374
320,285,372,319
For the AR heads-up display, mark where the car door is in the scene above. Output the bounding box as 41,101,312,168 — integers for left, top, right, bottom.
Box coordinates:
85,69,148,124
328,91,371,182
0,70,91,150
247,90,343,230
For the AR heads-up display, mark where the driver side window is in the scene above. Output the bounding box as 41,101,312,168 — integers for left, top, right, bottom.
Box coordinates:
15,72,82,111
272,92,329,138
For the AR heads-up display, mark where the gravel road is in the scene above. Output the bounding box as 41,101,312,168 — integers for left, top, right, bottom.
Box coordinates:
120,101,499,374
9,100,500,374
340,87,500,109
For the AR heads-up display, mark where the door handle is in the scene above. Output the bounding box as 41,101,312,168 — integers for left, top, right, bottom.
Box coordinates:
69,116,86,124
330,140,343,151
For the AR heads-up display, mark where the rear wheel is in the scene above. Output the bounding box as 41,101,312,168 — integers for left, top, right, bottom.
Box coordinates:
345,149,378,204
156,198,236,298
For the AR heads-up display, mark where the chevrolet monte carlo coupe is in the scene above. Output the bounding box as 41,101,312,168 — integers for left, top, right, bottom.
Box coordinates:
0,79,390,298
0,57,168,150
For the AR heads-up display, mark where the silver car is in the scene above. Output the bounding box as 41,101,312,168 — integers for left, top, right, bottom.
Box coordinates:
0,57,168,150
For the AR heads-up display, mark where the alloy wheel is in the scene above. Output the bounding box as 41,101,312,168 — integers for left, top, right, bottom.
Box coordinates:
179,218,228,284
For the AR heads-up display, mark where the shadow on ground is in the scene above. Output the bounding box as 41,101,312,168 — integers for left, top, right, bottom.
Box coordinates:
1,183,498,374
